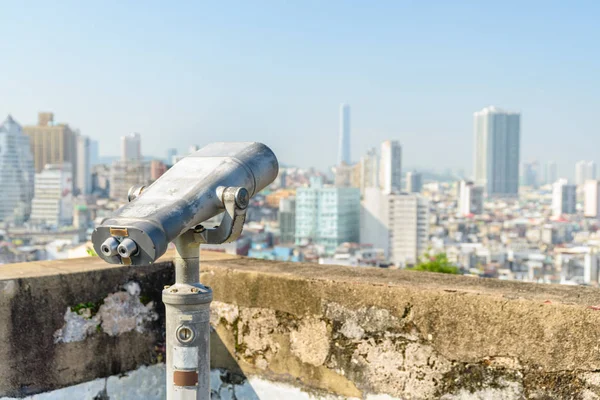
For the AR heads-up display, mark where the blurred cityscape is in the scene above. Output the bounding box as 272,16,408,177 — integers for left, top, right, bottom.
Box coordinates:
1,106,599,286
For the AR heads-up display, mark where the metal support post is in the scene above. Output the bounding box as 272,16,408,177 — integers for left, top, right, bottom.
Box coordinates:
161,186,248,400
163,230,212,400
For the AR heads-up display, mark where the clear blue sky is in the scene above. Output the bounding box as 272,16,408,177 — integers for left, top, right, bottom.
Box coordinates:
1,1,599,177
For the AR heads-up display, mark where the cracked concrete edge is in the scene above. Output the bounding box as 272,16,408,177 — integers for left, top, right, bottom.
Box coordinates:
210,297,600,399
201,257,600,373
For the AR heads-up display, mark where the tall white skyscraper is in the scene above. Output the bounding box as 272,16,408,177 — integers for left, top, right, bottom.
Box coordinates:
576,161,597,185
406,171,422,193
30,163,73,227
473,106,520,197
76,135,91,195
552,179,576,217
585,180,600,219
0,115,35,224
361,189,429,267
380,140,402,194
576,161,586,185
121,133,141,162
458,180,484,216
543,161,558,185
338,104,351,165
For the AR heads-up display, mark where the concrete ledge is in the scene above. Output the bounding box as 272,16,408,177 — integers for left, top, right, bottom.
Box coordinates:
201,254,600,399
3,251,600,398
0,258,173,397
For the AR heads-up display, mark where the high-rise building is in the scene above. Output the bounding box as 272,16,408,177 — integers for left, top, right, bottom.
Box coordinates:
521,161,539,188
543,161,558,185
338,104,351,165
121,133,141,162
473,106,520,197
116,133,144,199
406,171,422,193
278,197,296,244
89,139,100,166
23,112,78,189
76,135,91,195
576,161,597,185
0,115,35,223
576,161,587,185
295,177,360,254
91,164,111,197
358,148,379,195
361,189,429,267
380,140,402,194
110,161,148,200
552,179,576,217
30,163,73,227
458,181,484,216
584,180,600,218
333,163,355,188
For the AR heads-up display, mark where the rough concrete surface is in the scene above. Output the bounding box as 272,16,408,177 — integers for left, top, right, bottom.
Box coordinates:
0,256,175,397
5,251,600,399
202,254,600,399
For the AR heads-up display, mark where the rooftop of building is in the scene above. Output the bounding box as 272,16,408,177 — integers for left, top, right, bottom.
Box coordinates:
474,105,521,116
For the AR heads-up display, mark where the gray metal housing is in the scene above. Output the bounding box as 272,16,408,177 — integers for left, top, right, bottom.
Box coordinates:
92,142,279,265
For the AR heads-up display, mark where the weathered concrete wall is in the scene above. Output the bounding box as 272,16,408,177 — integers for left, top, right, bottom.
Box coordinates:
4,251,600,399
0,255,174,398
202,254,600,399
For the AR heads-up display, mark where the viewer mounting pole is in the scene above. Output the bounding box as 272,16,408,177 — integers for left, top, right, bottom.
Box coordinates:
162,187,249,399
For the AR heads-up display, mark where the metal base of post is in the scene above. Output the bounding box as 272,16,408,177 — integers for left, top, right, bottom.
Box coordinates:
163,235,213,399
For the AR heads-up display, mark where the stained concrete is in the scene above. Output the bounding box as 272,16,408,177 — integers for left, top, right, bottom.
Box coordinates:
0,257,174,397
4,251,600,398
201,254,600,399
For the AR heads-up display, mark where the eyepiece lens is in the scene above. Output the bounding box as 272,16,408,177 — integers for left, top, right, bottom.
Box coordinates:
100,237,119,257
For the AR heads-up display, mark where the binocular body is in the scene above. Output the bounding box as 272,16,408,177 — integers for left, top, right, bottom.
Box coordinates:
92,142,279,265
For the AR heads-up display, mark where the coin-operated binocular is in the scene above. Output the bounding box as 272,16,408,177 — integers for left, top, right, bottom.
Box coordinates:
92,142,278,400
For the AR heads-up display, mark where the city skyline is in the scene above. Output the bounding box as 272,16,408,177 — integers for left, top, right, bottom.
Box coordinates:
1,2,598,175
5,107,597,183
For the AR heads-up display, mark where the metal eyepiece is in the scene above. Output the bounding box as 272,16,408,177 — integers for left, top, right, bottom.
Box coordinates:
234,187,250,209
117,238,138,258
100,237,119,257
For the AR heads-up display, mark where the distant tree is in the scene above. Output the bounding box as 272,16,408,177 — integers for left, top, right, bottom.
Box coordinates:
409,252,459,274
